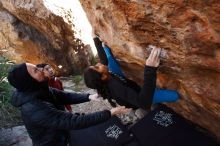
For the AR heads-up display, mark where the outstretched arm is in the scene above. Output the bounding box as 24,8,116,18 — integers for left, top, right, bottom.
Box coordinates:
92,32,125,77
138,66,157,109
27,102,111,130
26,102,130,130
138,47,161,109
93,37,108,65
51,88,90,104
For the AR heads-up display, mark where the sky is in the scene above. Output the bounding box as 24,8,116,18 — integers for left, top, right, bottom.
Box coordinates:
43,0,97,55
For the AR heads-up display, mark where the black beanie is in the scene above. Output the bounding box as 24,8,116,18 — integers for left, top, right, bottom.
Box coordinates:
7,63,38,91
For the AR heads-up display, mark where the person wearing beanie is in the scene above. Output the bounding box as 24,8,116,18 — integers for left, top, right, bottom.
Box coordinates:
36,63,72,112
7,63,45,92
7,62,130,146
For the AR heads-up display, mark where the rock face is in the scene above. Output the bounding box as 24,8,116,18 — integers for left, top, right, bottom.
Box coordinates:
0,0,93,75
79,0,220,139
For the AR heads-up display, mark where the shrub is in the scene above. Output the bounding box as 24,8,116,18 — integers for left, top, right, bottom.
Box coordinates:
0,56,22,128
0,56,13,105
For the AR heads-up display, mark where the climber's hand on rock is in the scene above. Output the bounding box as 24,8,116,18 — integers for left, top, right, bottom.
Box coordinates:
102,42,107,48
146,47,161,67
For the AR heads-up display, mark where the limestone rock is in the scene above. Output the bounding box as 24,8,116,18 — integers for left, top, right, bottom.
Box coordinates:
0,126,32,146
79,0,220,139
0,0,93,75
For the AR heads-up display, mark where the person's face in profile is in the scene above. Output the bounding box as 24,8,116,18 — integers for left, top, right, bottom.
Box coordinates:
26,63,45,82
42,65,54,78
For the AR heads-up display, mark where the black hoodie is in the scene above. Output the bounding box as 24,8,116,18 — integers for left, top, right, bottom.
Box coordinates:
10,88,111,146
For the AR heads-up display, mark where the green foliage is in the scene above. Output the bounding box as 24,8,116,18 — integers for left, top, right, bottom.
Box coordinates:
70,75,86,92
0,82,12,104
0,56,22,128
0,56,13,105
72,75,83,85
90,56,98,66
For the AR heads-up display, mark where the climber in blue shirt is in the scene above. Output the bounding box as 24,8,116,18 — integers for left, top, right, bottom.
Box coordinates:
84,34,179,110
